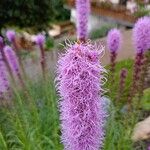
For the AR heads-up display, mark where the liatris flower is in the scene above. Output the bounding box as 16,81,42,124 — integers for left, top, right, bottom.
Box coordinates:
3,46,24,87
119,69,128,91
6,30,27,79
0,57,10,100
76,0,90,41
4,46,20,76
117,68,128,102
107,29,122,77
133,17,150,54
56,42,106,150
107,29,121,53
0,36,4,50
148,145,150,150
6,30,16,42
35,34,45,47
132,17,150,95
0,37,16,85
35,34,46,79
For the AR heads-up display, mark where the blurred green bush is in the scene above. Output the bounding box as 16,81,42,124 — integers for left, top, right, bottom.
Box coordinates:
90,24,116,40
0,0,70,31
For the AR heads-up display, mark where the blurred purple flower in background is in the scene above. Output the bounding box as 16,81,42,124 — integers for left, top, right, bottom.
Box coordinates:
107,28,122,75
107,28,122,53
35,33,46,79
130,17,150,96
133,16,150,54
6,30,16,42
56,42,106,150
0,36,4,50
35,34,45,47
76,0,90,41
4,46,20,77
0,57,10,100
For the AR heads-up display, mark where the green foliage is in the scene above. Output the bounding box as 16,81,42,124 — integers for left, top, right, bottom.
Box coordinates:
0,59,148,149
104,59,148,150
134,9,150,18
134,3,150,18
0,0,70,30
0,78,62,150
90,25,116,40
106,59,134,104
140,88,150,111
45,36,54,50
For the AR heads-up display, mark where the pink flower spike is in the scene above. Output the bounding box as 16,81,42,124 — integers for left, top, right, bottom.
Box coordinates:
133,16,150,54
0,58,10,100
56,41,107,150
107,28,122,53
35,34,45,47
3,46,20,77
0,36,4,50
76,0,90,41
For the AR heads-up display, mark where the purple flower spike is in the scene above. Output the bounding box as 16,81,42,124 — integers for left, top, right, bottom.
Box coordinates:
6,30,16,42
0,58,10,100
4,46,20,76
107,28,122,52
56,42,106,150
119,69,128,92
76,0,90,41
35,34,45,47
35,33,46,79
0,36,4,50
133,16,150,54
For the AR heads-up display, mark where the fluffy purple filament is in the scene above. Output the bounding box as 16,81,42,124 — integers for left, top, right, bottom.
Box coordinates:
107,28,122,53
56,42,106,150
35,34,45,47
3,46,20,77
6,30,16,42
133,16,150,54
76,0,90,40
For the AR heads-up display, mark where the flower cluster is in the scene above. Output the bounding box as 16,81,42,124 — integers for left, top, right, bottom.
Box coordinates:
35,34,46,78
133,16,150,54
131,17,150,96
6,30,16,42
0,57,10,99
56,42,106,150
35,34,45,47
107,28,122,53
4,46,20,77
107,29,122,75
0,36,4,49
76,0,90,41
